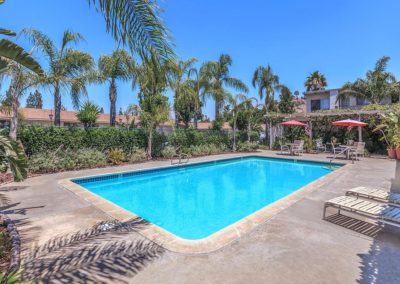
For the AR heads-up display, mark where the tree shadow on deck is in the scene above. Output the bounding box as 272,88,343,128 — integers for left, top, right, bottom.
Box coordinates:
325,213,400,284
21,218,165,283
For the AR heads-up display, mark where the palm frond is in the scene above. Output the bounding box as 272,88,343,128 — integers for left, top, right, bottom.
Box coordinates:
89,0,174,61
22,28,57,61
0,28,16,36
0,135,27,182
0,39,43,75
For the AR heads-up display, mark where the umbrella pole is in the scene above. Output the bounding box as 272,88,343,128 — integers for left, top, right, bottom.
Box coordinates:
358,126,362,142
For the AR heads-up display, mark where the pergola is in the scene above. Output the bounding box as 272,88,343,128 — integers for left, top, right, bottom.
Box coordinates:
265,109,390,147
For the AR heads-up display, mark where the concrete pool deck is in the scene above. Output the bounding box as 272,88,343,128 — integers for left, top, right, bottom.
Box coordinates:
1,151,400,283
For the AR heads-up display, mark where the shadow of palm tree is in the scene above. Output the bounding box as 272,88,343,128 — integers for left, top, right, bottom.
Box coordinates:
357,236,400,284
325,213,400,283
21,218,165,283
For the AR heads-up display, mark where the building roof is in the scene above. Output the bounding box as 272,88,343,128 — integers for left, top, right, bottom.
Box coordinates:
303,88,340,95
0,108,133,124
0,108,233,130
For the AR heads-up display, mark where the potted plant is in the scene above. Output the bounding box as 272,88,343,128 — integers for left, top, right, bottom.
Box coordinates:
373,112,400,159
393,134,400,159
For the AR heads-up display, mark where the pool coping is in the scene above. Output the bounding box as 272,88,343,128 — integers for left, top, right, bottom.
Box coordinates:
58,154,350,254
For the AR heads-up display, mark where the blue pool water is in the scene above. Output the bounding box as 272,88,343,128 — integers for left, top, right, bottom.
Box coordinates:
74,157,337,240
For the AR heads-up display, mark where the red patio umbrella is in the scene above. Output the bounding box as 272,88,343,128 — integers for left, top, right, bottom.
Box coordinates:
332,119,367,127
332,119,367,142
280,120,306,127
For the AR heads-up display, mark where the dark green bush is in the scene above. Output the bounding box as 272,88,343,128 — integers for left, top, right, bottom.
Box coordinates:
18,126,166,157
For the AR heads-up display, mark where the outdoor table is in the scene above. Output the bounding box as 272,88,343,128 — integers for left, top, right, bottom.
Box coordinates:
338,145,353,159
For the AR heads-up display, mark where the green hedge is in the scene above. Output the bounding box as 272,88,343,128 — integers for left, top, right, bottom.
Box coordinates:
167,129,231,148
18,126,166,157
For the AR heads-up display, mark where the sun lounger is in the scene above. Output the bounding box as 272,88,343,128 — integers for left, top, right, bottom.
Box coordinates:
346,186,400,207
323,196,400,228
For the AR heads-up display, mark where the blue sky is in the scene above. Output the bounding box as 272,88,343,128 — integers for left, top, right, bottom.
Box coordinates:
2,0,400,118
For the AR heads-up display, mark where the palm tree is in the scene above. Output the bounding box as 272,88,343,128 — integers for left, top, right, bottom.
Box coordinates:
252,65,279,146
0,1,43,75
241,98,263,143
134,55,170,159
98,49,135,126
24,29,95,126
187,67,210,129
76,101,101,128
167,58,197,128
0,134,27,182
304,71,327,92
201,54,248,125
1,61,38,140
338,56,400,104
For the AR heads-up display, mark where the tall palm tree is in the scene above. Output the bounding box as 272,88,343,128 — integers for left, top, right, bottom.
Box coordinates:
187,67,210,129
338,56,400,104
98,49,135,126
24,29,95,126
201,54,248,125
0,0,43,75
252,65,280,146
167,58,197,128
304,71,327,92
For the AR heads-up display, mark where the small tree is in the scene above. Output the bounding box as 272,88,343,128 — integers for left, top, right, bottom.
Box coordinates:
278,85,295,114
26,90,43,109
76,101,100,128
135,55,170,159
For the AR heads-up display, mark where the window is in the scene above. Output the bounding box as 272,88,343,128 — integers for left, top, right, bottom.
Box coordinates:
311,100,321,111
321,99,330,110
356,97,367,106
340,97,350,108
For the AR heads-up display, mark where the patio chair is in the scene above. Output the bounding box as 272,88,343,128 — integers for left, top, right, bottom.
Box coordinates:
346,186,400,208
280,140,301,155
292,140,304,156
315,139,326,153
323,196,400,228
349,142,365,160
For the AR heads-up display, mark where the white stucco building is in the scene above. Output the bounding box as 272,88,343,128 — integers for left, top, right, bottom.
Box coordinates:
304,88,392,112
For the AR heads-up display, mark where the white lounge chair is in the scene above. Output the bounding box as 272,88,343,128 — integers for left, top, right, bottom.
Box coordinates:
346,186,400,207
323,196,400,228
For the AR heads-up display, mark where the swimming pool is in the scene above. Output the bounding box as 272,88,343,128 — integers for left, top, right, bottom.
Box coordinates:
73,156,338,241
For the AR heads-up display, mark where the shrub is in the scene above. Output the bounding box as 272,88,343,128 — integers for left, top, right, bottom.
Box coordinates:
161,145,176,159
237,141,259,152
17,125,167,157
107,148,125,165
29,148,107,173
186,143,227,156
128,147,147,162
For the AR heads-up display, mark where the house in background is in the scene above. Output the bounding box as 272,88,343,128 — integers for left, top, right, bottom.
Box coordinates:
0,107,232,132
0,108,132,128
303,88,393,112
